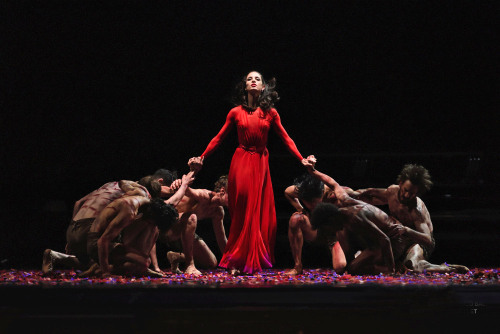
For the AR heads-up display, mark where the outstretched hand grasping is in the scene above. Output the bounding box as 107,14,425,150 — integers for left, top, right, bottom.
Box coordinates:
188,156,204,174
301,155,317,169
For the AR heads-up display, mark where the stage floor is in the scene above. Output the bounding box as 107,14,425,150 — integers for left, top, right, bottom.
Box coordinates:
1,268,499,333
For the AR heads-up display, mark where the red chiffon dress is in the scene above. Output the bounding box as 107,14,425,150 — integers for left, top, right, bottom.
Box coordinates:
200,106,303,274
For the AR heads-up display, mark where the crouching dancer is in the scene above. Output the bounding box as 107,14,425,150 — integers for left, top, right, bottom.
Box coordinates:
83,173,194,277
42,179,152,274
85,197,178,277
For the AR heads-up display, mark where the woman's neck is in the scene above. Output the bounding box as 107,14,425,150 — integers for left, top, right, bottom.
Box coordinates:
247,92,260,109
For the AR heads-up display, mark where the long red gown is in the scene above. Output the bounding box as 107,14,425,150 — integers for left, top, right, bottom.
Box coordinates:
201,106,303,274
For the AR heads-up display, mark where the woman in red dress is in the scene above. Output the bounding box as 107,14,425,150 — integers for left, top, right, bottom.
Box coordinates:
191,71,307,274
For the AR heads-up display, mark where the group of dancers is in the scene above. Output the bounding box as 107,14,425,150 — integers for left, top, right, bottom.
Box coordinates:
42,70,468,277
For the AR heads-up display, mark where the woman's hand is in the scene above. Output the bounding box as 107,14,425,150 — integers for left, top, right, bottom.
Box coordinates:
301,155,316,169
188,156,204,173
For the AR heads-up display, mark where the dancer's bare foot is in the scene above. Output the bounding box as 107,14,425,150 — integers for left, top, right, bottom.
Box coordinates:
167,251,183,274
445,264,470,274
284,266,303,275
42,249,80,274
184,264,201,276
42,249,54,274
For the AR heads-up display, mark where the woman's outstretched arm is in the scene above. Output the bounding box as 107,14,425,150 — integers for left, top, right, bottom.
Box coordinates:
271,110,304,161
200,109,236,159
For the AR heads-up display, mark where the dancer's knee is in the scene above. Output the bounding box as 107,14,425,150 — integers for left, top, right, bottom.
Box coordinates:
289,213,306,230
185,213,198,230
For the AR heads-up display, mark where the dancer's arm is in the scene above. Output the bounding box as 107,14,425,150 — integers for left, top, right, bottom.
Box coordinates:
97,202,138,276
119,180,141,193
271,109,304,161
284,185,304,212
211,207,227,253
165,172,195,207
331,238,347,274
403,201,434,248
149,244,162,273
200,109,236,159
302,157,348,203
354,188,389,205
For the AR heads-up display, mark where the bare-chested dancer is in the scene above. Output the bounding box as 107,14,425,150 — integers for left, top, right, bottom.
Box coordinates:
159,175,229,274
284,172,348,275
84,172,194,277
355,164,469,273
285,156,412,275
42,179,153,274
86,197,179,277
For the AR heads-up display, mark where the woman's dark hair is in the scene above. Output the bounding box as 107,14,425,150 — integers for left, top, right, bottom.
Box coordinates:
142,198,179,232
232,71,280,111
310,203,344,232
294,173,324,202
396,164,433,194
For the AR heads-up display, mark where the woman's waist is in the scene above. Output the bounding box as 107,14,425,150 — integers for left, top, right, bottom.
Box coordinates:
238,144,267,154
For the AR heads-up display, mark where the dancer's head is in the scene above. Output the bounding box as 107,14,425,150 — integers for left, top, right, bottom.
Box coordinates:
152,169,178,198
232,70,279,111
310,203,345,234
138,175,162,198
152,169,178,186
212,175,229,207
294,173,324,210
396,164,433,205
140,198,179,233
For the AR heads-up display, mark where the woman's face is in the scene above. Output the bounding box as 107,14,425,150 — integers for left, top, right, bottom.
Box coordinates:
245,71,265,93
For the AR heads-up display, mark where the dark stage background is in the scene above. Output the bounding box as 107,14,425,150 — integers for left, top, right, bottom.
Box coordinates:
1,1,498,269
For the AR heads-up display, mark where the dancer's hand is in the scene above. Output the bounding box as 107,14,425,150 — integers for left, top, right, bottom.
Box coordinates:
306,155,317,165
170,178,182,191
387,224,407,238
148,268,166,278
301,155,316,169
188,156,204,173
181,172,195,187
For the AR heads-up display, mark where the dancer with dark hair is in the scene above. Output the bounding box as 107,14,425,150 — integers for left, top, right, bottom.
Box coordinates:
283,173,352,275
355,164,469,273
153,168,178,187
85,197,179,277
189,71,309,274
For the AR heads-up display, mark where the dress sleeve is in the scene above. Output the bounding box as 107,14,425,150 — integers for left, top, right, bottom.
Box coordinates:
200,109,236,158
271,109,304,161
